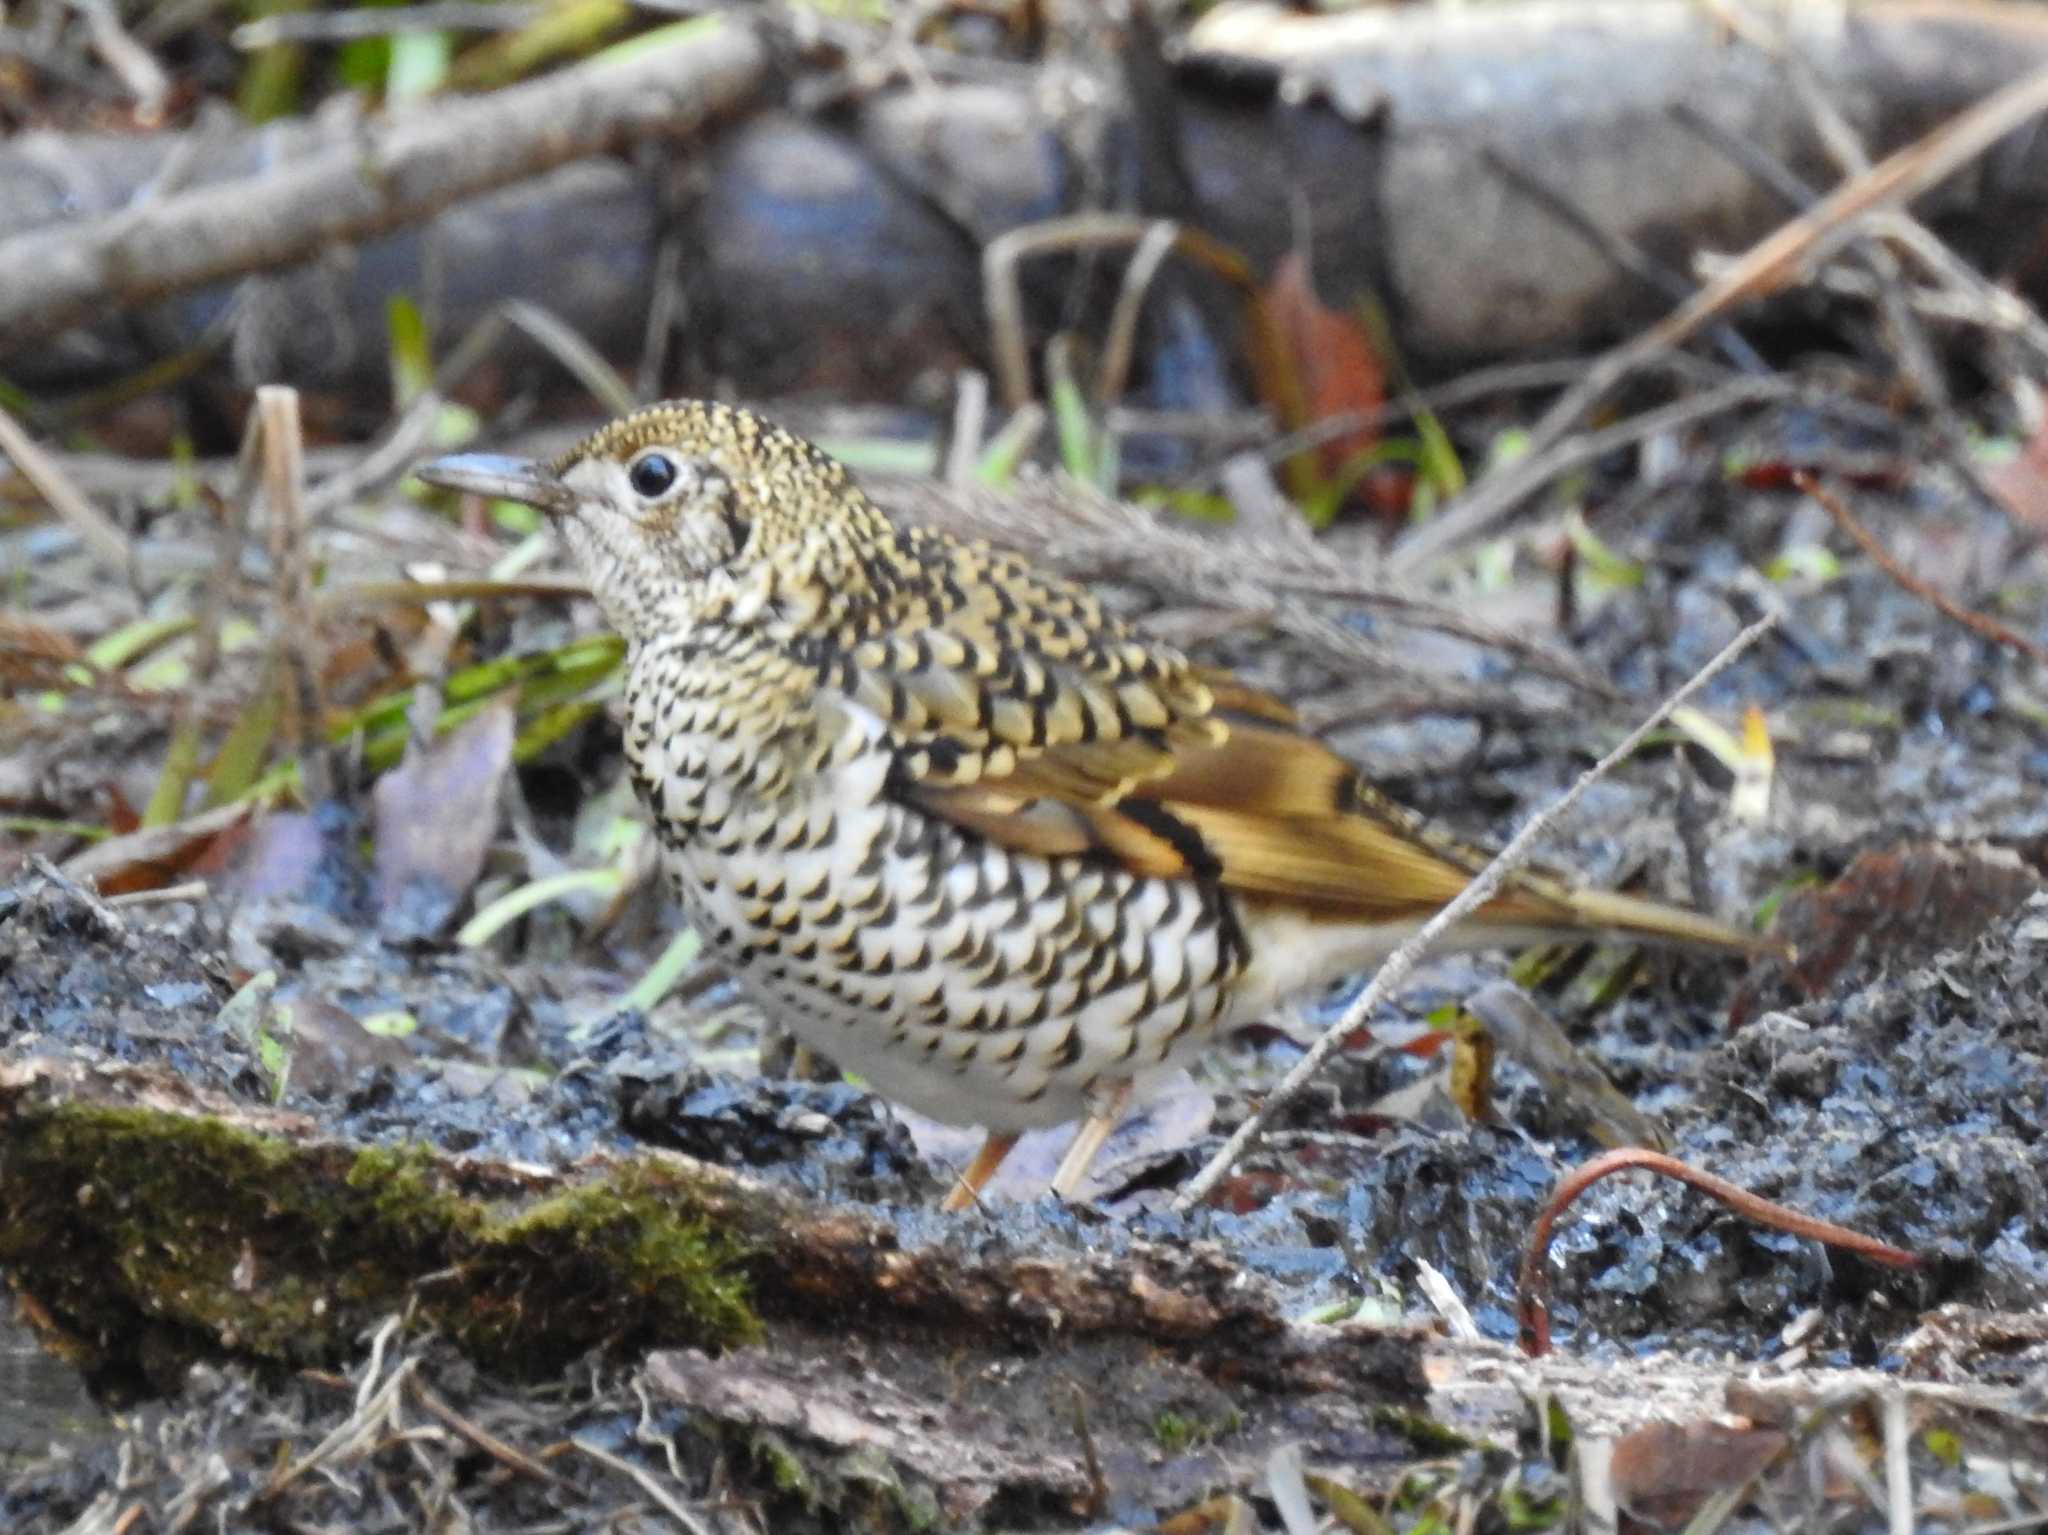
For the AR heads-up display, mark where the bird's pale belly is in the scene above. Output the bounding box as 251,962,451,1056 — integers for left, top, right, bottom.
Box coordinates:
644,739,1246,1131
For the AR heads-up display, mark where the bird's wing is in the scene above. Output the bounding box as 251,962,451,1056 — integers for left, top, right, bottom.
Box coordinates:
822,533,1576,927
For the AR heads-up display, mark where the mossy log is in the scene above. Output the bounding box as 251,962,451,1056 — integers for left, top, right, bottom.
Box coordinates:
0,1054,1424,1398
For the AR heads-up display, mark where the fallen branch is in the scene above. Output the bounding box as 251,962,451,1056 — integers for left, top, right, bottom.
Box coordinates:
0,1051,1424,1398
0,16,766,342
1515,1146,1921,1358
1170,612,1780,1213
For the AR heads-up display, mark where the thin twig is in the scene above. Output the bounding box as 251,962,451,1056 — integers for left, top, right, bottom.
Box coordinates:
573,1437,715,1534
1794,471,2048,666
144,483,246,826
1069,1387,1111,1522
1667,99,1818,211
0,401,139,590
1883,1387,1914,1535
103,880,209,908
305,299,636,517
411,1379,566,1487
1515,1146,1920,1357
944,370,990,490
1750,0,1952,412
1171,613,1780,1213
1096,219,1182,407
1868,210,2048,368
1384,372,1802,577
1479,144,1769,376
64,0,172,120
261,1338,415,1499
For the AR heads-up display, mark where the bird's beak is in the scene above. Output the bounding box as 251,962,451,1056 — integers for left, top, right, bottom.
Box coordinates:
414,453,575,517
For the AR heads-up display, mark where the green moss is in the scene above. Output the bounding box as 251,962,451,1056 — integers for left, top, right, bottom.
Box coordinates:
1153,1411,1196,1452
0,1101,756,1381
736,1429,946,1533
345,1141,478,1242
1372,1404,1482,1454
462,1163,758,1363
1152,1404,1241,1454
751,1430,817,1502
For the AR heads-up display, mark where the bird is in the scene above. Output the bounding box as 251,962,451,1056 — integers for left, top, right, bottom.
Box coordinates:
418,401,1771,1211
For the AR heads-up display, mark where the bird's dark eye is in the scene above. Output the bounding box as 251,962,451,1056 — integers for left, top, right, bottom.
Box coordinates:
629,453,678,499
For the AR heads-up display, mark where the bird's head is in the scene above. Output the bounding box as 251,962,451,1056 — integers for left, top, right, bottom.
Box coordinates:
417,401,891,641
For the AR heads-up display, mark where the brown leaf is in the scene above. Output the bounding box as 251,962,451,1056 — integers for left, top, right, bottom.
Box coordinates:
1249,250,1385,495
372,699,516,943
1731,843,2039,1024
62,801,253,897
1610,1421,1787,1529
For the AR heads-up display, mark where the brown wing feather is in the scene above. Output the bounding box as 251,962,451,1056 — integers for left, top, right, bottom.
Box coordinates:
828,558,1565,924
815,532,1762,955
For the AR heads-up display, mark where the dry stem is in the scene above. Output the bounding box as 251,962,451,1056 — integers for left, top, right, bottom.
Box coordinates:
256,387,332,803
0,402,138,590
1794,470,2048,666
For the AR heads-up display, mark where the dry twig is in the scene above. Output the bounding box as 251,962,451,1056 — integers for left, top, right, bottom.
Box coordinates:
1170,613,1779,1213
63,0,172,120
573,1436,716,1533
1794,470,2048,666
411,1379,566,1488
233,2,541,47
982,213,1257,411
0,402,138,589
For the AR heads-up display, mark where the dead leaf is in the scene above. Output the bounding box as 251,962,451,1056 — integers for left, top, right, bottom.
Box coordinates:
0,613,84,688
1732,843,2039,1024
197,810,332,902
372,699,515,943
1249,250,1385,502
62,800,253,897
1609,1420,1786,1529
1464,982,1667,1151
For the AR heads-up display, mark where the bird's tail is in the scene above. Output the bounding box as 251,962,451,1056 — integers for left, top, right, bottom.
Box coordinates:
1527,880,1780,957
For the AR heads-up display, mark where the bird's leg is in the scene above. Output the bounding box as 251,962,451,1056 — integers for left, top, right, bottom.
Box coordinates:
941,1130,1021,1213
1050,1080,1135,1203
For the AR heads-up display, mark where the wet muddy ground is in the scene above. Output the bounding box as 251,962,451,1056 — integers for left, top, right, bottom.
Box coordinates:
4,435,2048,1530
